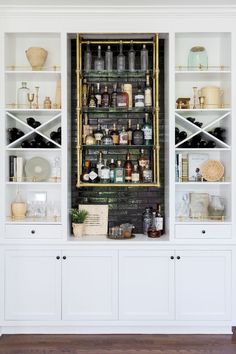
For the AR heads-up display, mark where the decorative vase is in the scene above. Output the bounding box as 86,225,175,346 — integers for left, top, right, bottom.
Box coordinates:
11,202,27,219
72,223,84,238
25,47,48,71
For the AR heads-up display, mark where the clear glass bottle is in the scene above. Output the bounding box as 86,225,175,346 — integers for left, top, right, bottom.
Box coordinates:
132,123,144,145
140,44,149,71
101,128,113,145
95,83,102,107
134,85,144,107
94,124,103,145
82,79,88,107
117,84,129,108
155,204,164,235
128,40,136,72
188,46,208,71
88,84,97,108
142,162,152,183
110,123,119,145
124,153,133,183
142,207,153,235
119,126,128,145
17,82,29,109
105,45,113,71
117,41,126,72
109,158,116,183
131,164,140,183
100,159,110,183
142,113,152,145
111,83,118,107
101,85,110,107
115,160,124,183
144,71,152,107
84,41,92,72
94,45,104,71
127,119,133,145
83,113,90,144
85,127,96,145
96,151,104,178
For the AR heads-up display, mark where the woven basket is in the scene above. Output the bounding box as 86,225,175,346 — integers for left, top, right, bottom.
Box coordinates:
25,47,48,71
201,159,224,182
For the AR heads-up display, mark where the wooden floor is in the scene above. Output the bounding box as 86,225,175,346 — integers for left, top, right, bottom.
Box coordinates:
0,332,236,354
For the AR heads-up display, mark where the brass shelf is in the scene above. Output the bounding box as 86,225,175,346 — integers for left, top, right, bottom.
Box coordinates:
81,144,154,149
78,182,159,188
82,107,154,114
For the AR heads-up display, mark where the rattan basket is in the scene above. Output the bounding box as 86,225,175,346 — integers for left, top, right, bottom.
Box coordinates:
201,159,224,182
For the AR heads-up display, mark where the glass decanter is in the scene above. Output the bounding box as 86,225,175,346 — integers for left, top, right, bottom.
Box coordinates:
94,45,104,71
117,41,126,72
17,82,30,109
84,41,92,72
105,45,113,71
128,40,136,72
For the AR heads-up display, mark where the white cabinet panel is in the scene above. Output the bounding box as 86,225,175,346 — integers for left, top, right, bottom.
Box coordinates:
62,250,118,320
119,250,175,320
5,224,62,239
176,250,231,320
4,249,61,321
175,224,231,239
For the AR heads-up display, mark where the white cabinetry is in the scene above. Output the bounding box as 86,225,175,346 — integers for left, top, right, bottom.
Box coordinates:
119,250,175,320
4,249,61,321
175,250,231,320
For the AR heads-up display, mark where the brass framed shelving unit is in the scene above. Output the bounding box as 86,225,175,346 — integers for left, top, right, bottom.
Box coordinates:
76,33,160,187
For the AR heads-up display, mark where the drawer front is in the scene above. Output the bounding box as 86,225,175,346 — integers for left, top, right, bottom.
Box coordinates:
5,224,62,239
175,224,231,239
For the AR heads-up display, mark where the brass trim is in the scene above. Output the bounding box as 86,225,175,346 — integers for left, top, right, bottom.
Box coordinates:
81,40,154,45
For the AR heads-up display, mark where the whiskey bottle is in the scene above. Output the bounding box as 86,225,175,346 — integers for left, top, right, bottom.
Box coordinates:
109,158,116,183
88,162,99,183
96,151,104,178
110,123,119,145
81,160,91,182
88,84,97,108
144,71,152,107
94,45,104,71
85,127,96,145
128,40,136,72
101,85,110,107
115,160,124,183
119,126,128,145
142,162,152,183
134,85,144,107
155,204,164,235
82,79,88,107
84,41,92,72
127,119,133,145
142,113,152,145
100,159,110,183
148,211,161,238
111,83,118,107
101,128,113,145
138,148,149,180
117,84,129,108
94,124,103,145
124,153,133,183
105,45,113,71
140,44,149,71
83,113,90,144
95,83,102,107
132,123,144,145
131,164,140,183
117,41,126,72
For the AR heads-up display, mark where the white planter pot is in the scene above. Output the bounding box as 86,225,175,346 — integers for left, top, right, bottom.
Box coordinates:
72,223,84,238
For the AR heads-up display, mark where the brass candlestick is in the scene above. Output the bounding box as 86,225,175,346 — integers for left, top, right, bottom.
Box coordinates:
27,93,34,109
192,86,198,109
35,86,39,109
199,96,205,109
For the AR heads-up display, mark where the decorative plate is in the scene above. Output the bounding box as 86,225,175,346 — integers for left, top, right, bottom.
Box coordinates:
25,157,51,182
201,160,224,182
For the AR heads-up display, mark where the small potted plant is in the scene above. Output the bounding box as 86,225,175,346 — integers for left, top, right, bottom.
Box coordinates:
70,208,88,238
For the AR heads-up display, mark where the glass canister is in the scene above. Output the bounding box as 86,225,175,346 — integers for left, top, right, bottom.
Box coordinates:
188,46,208,71
17,82,30,109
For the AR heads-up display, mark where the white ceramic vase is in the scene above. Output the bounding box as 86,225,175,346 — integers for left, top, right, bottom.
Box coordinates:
72,223,84,238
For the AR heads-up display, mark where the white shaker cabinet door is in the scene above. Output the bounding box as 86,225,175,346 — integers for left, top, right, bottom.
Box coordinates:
119,250,175,320
62,250,118,320
175,250,231,321
4,249,61,321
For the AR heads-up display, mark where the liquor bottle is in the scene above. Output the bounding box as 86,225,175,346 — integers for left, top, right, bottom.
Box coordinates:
142,113,152,145
96,151,104,178
94,45,104,71
144,71,152,107
117,84,129,108
115,160,124,183
101,128,113,145
110,123,119,145
119,126,128,145
138,148,149,180
81,160,91,182
124,153,133,183
131,164,140,183
83,113,90,144
95,83,102,107
88,84,97,108
109,159,116,183
142,162,152,183
155,204,164,235
128,40,136,72
105,45,113,71
140,44,149,71
84,41,92,72
132,123,144,145
85,127,96,145
88,162,99,183
143,207,153,235
94,124,103,145
100,159,110,183
82,79,88,107
179,131,187,141
127,119,133,145
101,85,110,107
123,83,133,108
117,41,126,72
17,82,29,109
134,85,144,107
111,83,118,107
148,211,161,238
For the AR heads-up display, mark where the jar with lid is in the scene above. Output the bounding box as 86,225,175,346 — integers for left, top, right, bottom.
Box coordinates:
17,82,30,109
188,46,208,71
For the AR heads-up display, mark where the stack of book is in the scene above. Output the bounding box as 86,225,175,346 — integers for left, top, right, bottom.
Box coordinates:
9,156,23,182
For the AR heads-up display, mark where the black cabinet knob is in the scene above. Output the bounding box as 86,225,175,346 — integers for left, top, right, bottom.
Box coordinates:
170,256,174,260
31,230,35,234
63,256,67,260
56,256,60,260
177,256,181,260
202,230,206,234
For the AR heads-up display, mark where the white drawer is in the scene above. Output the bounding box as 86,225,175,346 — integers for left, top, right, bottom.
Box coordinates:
175,224,232,239
5,224,62,239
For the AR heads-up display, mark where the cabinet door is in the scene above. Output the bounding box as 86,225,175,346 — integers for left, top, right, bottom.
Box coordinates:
119,250,175,320
4,249,61,321
62,250,118,320
176,250,231,320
